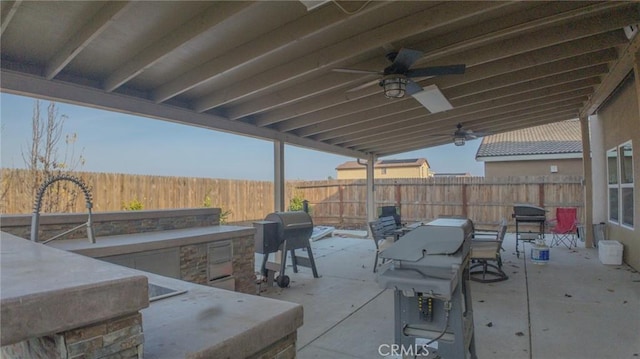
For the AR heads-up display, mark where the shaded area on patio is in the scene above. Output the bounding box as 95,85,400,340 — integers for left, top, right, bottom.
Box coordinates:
256,233,640,358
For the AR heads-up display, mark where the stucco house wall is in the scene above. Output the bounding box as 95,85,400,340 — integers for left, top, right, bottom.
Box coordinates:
336,159,431,179
485,158,583,178
597,73,640,270
476,120,583,179
337,164,429,179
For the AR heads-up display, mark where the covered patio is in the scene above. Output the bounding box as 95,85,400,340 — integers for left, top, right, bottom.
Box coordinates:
257,232,640,358
2,2,640,358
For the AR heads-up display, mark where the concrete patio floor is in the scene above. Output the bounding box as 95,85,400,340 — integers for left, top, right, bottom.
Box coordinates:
255,232,640,359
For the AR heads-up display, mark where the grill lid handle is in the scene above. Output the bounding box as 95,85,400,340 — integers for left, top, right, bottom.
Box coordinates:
284,222,313,229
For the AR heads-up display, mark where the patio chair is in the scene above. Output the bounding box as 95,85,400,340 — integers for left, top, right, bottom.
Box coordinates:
549,207,579,248
469,220,508,283
473,218,507,243
379,206,402,227
369,217,400,273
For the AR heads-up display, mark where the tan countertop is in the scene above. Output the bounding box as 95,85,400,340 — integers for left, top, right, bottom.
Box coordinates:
0,233,148,346
48,225,255,257
141,272,303,359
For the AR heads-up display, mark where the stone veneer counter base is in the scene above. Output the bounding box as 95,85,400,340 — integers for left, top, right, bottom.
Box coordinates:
47,225,257,294
0,233,148,346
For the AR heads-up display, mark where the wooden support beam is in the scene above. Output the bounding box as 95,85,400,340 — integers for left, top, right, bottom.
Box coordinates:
366,154,376,223
45,2,131,80
580,17,640,117
246,2,630,127
152,1,388,103
274,140,285,212
193,1,512,112
580,115,594,247
104,2,255,92
0,70,366,159
0,0,22,37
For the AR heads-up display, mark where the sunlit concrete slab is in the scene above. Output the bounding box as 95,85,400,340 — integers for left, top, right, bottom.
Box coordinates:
256,237,384,347
299,289,393,358
527,244,640,359
296,344,363,359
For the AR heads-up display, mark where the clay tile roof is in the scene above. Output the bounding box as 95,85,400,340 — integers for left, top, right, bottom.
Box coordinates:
336,158,430,170
476,120,582,158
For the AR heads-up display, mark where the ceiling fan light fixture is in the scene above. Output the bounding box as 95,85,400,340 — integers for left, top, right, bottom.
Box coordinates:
381,75,408,98
453,136,466,146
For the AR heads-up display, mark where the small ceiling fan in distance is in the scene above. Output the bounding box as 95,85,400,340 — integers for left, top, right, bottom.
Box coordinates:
333,48,465,113
430,123,490,146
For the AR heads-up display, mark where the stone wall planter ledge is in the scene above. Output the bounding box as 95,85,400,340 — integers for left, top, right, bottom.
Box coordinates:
47,225,255,258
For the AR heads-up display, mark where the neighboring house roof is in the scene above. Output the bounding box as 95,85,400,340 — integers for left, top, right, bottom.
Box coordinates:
336,158,430,170
476,120,582,161
433,173,471,177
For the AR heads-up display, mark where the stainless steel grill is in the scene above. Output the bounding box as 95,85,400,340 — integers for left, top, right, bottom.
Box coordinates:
376,218,476,358
255,211,319,288
512,204,547,258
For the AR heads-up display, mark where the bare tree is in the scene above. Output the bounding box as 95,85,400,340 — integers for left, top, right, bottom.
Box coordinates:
20,100,86,213
0,124,12,209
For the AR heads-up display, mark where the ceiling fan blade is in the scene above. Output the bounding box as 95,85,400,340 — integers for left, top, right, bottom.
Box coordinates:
333,68,381,75
410,84,454,113
406,64,466,77
405,80,423,96
467,131,491,139
388,48,423,73
346,78,380,93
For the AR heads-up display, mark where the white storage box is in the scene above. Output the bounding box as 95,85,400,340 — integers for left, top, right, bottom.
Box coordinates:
598,240,623,265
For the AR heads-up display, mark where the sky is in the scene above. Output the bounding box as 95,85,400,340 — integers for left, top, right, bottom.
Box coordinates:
0,93,484,181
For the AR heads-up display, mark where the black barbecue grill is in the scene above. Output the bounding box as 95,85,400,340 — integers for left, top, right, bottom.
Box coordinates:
254,211,319,288
512,204,547,258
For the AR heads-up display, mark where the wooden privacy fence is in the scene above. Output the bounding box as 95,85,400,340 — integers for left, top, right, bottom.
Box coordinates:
291,176,585,228
1,169,584,228
0,169,277,223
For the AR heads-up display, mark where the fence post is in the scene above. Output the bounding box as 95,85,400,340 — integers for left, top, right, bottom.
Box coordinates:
538,183,545,208
339,185,344,225
395,183,401,220
462,183,468,218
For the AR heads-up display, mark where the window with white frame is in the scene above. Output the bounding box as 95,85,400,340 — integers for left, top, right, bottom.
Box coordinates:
607,141,634,228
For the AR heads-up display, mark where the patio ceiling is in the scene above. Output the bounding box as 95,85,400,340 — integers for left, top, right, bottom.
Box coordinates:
1,1,639,159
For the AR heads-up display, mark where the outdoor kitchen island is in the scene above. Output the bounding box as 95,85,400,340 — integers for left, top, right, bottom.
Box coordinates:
0,233,303,358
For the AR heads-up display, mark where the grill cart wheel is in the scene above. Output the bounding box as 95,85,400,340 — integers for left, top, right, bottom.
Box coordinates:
276,275,290,288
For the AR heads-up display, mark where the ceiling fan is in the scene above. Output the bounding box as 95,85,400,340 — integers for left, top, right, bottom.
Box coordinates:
431,123,490,146
333,48,465,113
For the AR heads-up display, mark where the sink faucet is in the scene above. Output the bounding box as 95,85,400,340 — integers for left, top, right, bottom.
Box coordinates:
30,174,96,244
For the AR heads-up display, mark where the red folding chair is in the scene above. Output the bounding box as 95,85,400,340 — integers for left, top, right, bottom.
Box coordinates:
549,207,579,248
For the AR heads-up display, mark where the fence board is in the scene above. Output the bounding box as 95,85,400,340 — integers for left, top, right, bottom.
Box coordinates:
292,176,584,228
